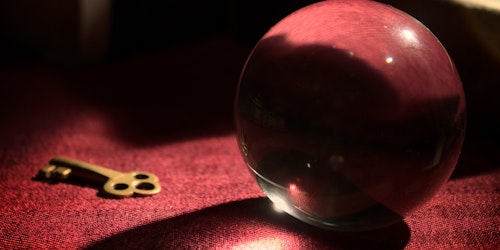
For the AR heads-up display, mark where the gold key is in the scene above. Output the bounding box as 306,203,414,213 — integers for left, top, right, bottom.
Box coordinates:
38,156,161,198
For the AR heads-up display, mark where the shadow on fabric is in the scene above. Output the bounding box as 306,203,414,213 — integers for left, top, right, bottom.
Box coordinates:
451,135,500,179
66,36,250,147
86,198,410,249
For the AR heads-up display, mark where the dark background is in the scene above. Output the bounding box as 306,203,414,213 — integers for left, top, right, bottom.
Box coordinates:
1,0,498,143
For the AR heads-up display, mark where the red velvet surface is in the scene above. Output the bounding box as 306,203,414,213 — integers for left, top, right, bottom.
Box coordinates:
0,36,499,249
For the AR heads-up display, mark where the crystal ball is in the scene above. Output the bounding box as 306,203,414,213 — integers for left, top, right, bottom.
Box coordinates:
235,0,466,231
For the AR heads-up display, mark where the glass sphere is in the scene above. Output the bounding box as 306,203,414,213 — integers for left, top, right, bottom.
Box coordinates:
235,0,466,231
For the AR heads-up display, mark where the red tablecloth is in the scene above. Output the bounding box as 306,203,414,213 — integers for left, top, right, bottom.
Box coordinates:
0,36,498,249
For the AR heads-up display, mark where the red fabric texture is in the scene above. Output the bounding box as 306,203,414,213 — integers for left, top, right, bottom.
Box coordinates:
0,36,499,249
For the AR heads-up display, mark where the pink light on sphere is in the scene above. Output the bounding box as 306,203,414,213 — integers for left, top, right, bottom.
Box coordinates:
235,0,466,231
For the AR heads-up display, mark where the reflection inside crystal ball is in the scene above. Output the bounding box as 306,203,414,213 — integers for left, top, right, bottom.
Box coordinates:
235,0,465,231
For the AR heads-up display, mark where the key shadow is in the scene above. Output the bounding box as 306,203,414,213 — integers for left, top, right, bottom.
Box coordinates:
85,198,411,249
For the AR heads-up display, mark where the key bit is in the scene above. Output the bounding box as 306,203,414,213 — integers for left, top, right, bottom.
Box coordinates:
39,164,72,180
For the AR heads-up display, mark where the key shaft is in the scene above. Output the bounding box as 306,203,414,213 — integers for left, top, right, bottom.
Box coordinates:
50,156,123,180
